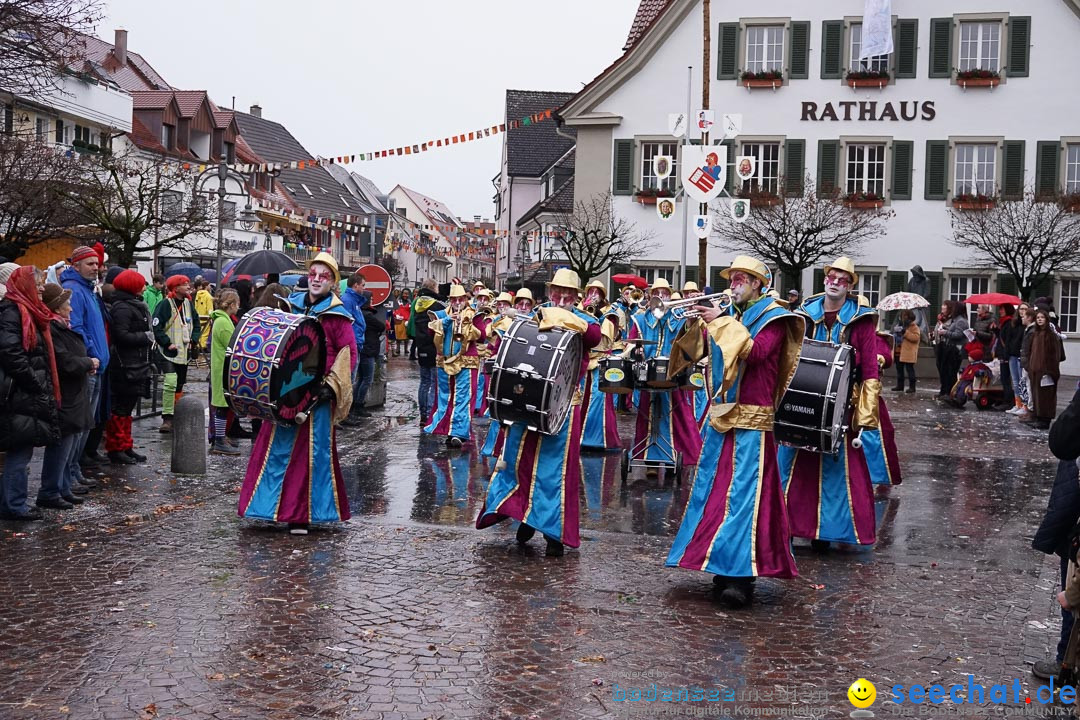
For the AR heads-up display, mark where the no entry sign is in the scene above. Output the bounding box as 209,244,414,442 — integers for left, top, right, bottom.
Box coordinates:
359,264,393,306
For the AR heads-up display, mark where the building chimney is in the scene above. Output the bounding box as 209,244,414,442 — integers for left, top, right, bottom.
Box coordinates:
249,103,262,118
474,215,481,223
114,29,128,66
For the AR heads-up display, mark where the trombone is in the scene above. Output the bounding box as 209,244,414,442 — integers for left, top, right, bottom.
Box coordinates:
649,292,732,320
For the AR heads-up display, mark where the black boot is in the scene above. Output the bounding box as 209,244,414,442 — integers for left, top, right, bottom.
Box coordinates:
544,537,565,557
108,451,137,465
718,578,753,608
516,523,535,545
125,448,147,462
906,381,916,394
811,539,831,552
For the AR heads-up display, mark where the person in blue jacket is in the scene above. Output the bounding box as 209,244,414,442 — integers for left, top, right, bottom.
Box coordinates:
341,272,369,425
60,246,109,489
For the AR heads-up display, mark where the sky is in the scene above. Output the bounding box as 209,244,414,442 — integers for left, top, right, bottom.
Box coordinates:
99,0,637,220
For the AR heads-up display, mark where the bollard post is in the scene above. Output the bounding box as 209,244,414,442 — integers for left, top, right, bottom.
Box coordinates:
171,395,206,475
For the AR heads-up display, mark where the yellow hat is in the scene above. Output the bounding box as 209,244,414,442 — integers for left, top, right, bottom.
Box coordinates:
651,277,672,291
494,292,513,304
548,268,581,291
720,255,771,287
448,284,467,298
671,292,682,300
476,287,494,298
682,281,699,293
471,281,485,290
515,287,534,302
823,256,859,286
585,280,607,297
308,252,340,283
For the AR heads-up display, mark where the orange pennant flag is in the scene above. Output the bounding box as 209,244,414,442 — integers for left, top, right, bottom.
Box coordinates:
404,146,411,155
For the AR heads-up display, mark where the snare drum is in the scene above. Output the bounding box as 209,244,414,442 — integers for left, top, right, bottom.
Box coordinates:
598,356,635,394
225,308,327,425
644,355,682,389
487,318,583,435
774,339,855,454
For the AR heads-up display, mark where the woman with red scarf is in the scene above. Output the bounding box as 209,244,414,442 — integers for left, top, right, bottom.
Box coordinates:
0,266,64,521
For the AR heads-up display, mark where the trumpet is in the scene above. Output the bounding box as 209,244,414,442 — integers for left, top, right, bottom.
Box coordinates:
649,292,732,320
581,301,602,317
626,288,645,306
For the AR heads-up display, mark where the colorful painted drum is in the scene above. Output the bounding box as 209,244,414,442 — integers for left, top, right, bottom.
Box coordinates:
225,308,327,425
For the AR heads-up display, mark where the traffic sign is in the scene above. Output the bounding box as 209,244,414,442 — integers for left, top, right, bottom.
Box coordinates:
358,264,393,306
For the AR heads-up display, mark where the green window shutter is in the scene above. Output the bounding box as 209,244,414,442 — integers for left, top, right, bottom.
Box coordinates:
820,21,844,79
895,19,919,79
1007,16,1031,78
925,271,943,312
710,267,726,292
891,140,914,200
684,265,699,285
781,270,799,293
924,140,949,200
717,23,740,80
612,139,634,196
784,139,806,196
1035,140,1061,198
1001,140,1025,200
813,269,825,294
788,21,811,79
929,18,953,78
721,139,736,194
1031,274,1054,302
816,140,840,198
997,274,1018,296
887,271,907,295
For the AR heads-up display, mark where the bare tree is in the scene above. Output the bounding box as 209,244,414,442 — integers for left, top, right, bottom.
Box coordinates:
0,132,85,259
550,192,656,284
69,147,219,267
949,187,1080,300
0,0,105,100
712,176,894,294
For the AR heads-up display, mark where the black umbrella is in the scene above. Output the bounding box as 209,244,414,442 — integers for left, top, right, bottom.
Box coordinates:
223,250,298,281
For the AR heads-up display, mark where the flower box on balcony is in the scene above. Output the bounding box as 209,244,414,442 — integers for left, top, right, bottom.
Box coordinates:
634,190,673,205
750,194,783,207
1060,194,1080,213
846,71,890,89
845,199,885,209
741,71,783,89
956,70,1000,89
952,195,996,210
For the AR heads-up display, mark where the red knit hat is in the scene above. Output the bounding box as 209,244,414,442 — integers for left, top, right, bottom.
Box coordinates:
113,269,147,295
166,274,190,292
70,245,97,264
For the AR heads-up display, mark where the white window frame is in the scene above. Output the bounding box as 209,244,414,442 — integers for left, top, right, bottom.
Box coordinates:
947,274,990,324
637,266,676,285
744,24,785,74
1059,278,1080,334
954,143,997,198
737,140,782,195
35,117,48,142
1067,144,1080,195
857,272,883,310
845,143,887,196
848,22,890,74
957,20,1001,73
638,140,679,193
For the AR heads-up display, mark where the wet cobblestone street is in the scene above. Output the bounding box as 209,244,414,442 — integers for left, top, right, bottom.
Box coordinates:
0,358,1074,719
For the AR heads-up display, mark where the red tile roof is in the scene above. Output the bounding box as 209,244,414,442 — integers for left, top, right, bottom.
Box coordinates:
234,135,261,164
71,31,172,92
131,90,176,110
624,0,672,50
128,116,167,154
173,90,208,118
212,109,234,130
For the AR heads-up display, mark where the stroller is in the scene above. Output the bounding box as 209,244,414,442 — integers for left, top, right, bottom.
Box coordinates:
947,342,1005,409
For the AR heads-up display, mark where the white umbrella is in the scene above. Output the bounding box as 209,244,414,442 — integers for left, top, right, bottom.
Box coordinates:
877,292,929,312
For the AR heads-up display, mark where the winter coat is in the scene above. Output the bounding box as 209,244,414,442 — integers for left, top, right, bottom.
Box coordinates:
999,316,1024,359
412,294,442,369
1033,457,1080,560
360,304,385,359
209,309,235,408
407,288,443,339
50,320,95,435
0,300,60,450
1050,387,1080,461
972,314,995,349
898,322,921,364
1021,325,1035,370
341,287,368,350
109,290,154,396
941,316,970,346
60,266,109,374
142,285,165,314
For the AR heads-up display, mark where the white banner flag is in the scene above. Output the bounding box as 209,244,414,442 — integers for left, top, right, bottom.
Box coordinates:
860,0,893,59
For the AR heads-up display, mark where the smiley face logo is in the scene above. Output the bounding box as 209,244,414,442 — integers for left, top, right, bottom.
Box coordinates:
847,678,876,708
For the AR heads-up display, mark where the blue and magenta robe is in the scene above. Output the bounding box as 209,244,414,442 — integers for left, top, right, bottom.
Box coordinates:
778,295,883,545
476,308,602,547
581,316,622,450
666,299,803,579
424,310,484,443
238,292,357,525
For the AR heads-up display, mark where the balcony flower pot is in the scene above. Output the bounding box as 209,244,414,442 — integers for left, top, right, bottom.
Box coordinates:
952,195,996,210
741,71,783,89
844,199,885,209
749,194,783,207
634,190,673,205
1060,194,1080,213
956,70,1000,89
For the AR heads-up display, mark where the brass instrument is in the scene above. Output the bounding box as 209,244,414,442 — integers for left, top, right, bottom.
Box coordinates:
649,292,733,320
453,306,477,341
581,301,602,317
626,288,645,307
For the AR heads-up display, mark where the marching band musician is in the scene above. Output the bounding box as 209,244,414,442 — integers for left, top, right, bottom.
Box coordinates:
472,287,496,416
476,269,602,557
779,257,883,550
480,292,517,458
424,284,485,448
580,281,622,450
863,331,903,486
627,277,702,474
237,252,357,536
665,256,803,607
513,287,536,317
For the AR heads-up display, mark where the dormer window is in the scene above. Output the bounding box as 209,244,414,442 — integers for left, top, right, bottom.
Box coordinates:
161,123,175,150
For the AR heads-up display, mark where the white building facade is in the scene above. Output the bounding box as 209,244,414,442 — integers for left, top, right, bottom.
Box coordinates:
561,0,1080,369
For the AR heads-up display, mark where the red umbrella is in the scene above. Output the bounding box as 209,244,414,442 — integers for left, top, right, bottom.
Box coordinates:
964,292,1022,305
612,273,648,288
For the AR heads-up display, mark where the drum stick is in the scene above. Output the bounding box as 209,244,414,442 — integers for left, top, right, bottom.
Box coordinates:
851,429,864,449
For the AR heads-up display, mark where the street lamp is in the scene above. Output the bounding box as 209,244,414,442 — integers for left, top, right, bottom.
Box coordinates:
194,161,259,284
